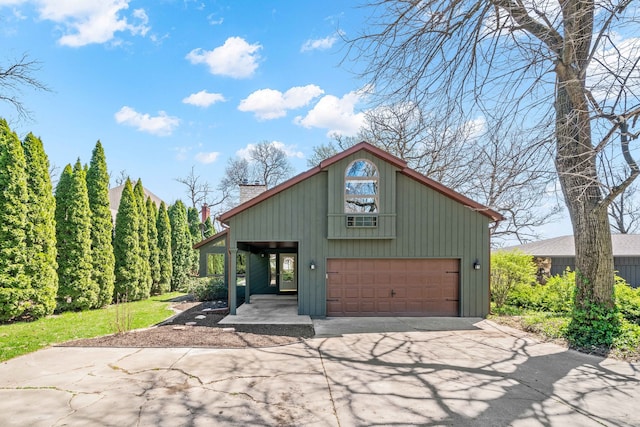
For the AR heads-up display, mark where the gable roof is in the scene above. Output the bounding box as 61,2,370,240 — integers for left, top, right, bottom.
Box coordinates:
500,234,640,257
109,183,164,222
218,141,503,224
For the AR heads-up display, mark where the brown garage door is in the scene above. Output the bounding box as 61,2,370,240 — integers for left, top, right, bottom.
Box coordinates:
326,258,459,316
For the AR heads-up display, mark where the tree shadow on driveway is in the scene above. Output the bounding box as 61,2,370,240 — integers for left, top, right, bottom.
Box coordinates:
297,322,640,426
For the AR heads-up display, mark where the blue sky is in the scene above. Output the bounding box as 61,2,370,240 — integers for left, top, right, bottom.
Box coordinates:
6,1,634,242
0,0,370,206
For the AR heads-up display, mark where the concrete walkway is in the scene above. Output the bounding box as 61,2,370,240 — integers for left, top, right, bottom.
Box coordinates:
219,294,312,326
1,320,640,426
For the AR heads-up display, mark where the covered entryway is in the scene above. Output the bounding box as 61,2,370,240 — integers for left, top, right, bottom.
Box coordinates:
326,258,460,316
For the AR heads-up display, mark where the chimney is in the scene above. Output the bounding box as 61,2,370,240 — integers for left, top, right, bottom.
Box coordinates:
239,182,267,204
201,203,210,223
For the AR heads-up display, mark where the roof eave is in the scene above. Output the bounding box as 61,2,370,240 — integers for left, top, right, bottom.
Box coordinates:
218,141,504,224
192,228,228,249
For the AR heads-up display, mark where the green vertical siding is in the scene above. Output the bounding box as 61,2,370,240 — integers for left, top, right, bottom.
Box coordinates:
228,173,329,316
227,154,491,317
248,253,272,294
325,174,489,317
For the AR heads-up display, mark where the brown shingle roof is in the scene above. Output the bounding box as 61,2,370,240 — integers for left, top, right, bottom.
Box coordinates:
218,141,504,224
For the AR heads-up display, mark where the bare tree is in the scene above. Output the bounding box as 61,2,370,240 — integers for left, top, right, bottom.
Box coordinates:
608,182,640,234
347,0,640,339
249,141,293,189
219,142,294,208
175,165,212,208
462,124,560,245
310,105,559,245
361,104,474,188
1,53,49,120
111,169,129,187
602,159,640,234
49,163,60,188
217,158,251,209
307,142,341,168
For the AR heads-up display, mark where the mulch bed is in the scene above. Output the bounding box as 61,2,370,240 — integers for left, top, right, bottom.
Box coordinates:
59,300,314,349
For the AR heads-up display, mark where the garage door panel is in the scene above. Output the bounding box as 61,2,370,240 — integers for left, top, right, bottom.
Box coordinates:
406,287,423,299
345,288,359,298
344,274,360,285
361,288,375,298
375,274,391,284
327,301,342,313
376,288,390,298
377,301,392,313
327,258,459,317
393,288,407,298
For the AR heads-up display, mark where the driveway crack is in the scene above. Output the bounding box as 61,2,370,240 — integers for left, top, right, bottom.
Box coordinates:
317,348,341,427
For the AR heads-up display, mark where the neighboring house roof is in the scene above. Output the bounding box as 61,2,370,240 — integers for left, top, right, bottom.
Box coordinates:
500,234,640,257
218,141,504,224
108,183,164,221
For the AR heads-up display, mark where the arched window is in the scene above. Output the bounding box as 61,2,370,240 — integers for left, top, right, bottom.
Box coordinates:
345,159,379,214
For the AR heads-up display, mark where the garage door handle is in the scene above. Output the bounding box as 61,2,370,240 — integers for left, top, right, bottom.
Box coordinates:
326,298,339,302
446,299,459,302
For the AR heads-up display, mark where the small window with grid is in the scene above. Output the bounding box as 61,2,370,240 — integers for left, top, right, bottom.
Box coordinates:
346,215,378,227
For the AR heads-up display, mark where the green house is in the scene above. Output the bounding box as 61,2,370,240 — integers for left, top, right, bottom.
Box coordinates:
195,142,502,317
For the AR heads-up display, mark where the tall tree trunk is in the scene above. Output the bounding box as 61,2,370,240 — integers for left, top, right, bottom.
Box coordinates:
555,72,615,310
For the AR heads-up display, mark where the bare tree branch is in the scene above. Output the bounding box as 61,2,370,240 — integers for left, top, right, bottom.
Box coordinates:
0,53,50,120
175,166,212,209
347,0,640,315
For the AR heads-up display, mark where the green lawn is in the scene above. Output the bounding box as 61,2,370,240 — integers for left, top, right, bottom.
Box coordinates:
0,292,185,362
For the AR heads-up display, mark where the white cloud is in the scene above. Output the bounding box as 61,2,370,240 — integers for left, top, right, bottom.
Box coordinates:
186,36,261,79
8,0,151,47
294,89,367,136
182,90,226,107
114,106,180,136
238,85,324,120
236,141,304,160
301,33,340,52
207,13,223,25
465,116,486,140
195,151,220,164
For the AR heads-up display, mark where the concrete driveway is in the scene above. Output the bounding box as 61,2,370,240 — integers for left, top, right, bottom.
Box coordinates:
1,320,639,426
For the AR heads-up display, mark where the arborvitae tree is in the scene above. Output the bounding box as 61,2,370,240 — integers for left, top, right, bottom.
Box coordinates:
146,197,161,292
0,119,30,322
203,216,215,238
156,201,172,294
86,141,115,307
134,180,152,299
168,200,192,291
22,133,58,318
55,160,97,311
113,179,141,300
187,206,201,275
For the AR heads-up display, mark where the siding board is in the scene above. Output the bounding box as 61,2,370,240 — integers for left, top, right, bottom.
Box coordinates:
226,155,491,317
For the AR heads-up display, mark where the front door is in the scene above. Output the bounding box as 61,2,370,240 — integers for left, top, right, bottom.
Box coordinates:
279,253,297,293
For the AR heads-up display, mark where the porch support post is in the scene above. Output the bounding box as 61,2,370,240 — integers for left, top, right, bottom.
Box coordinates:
245,253,251,304
229,247,238,315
